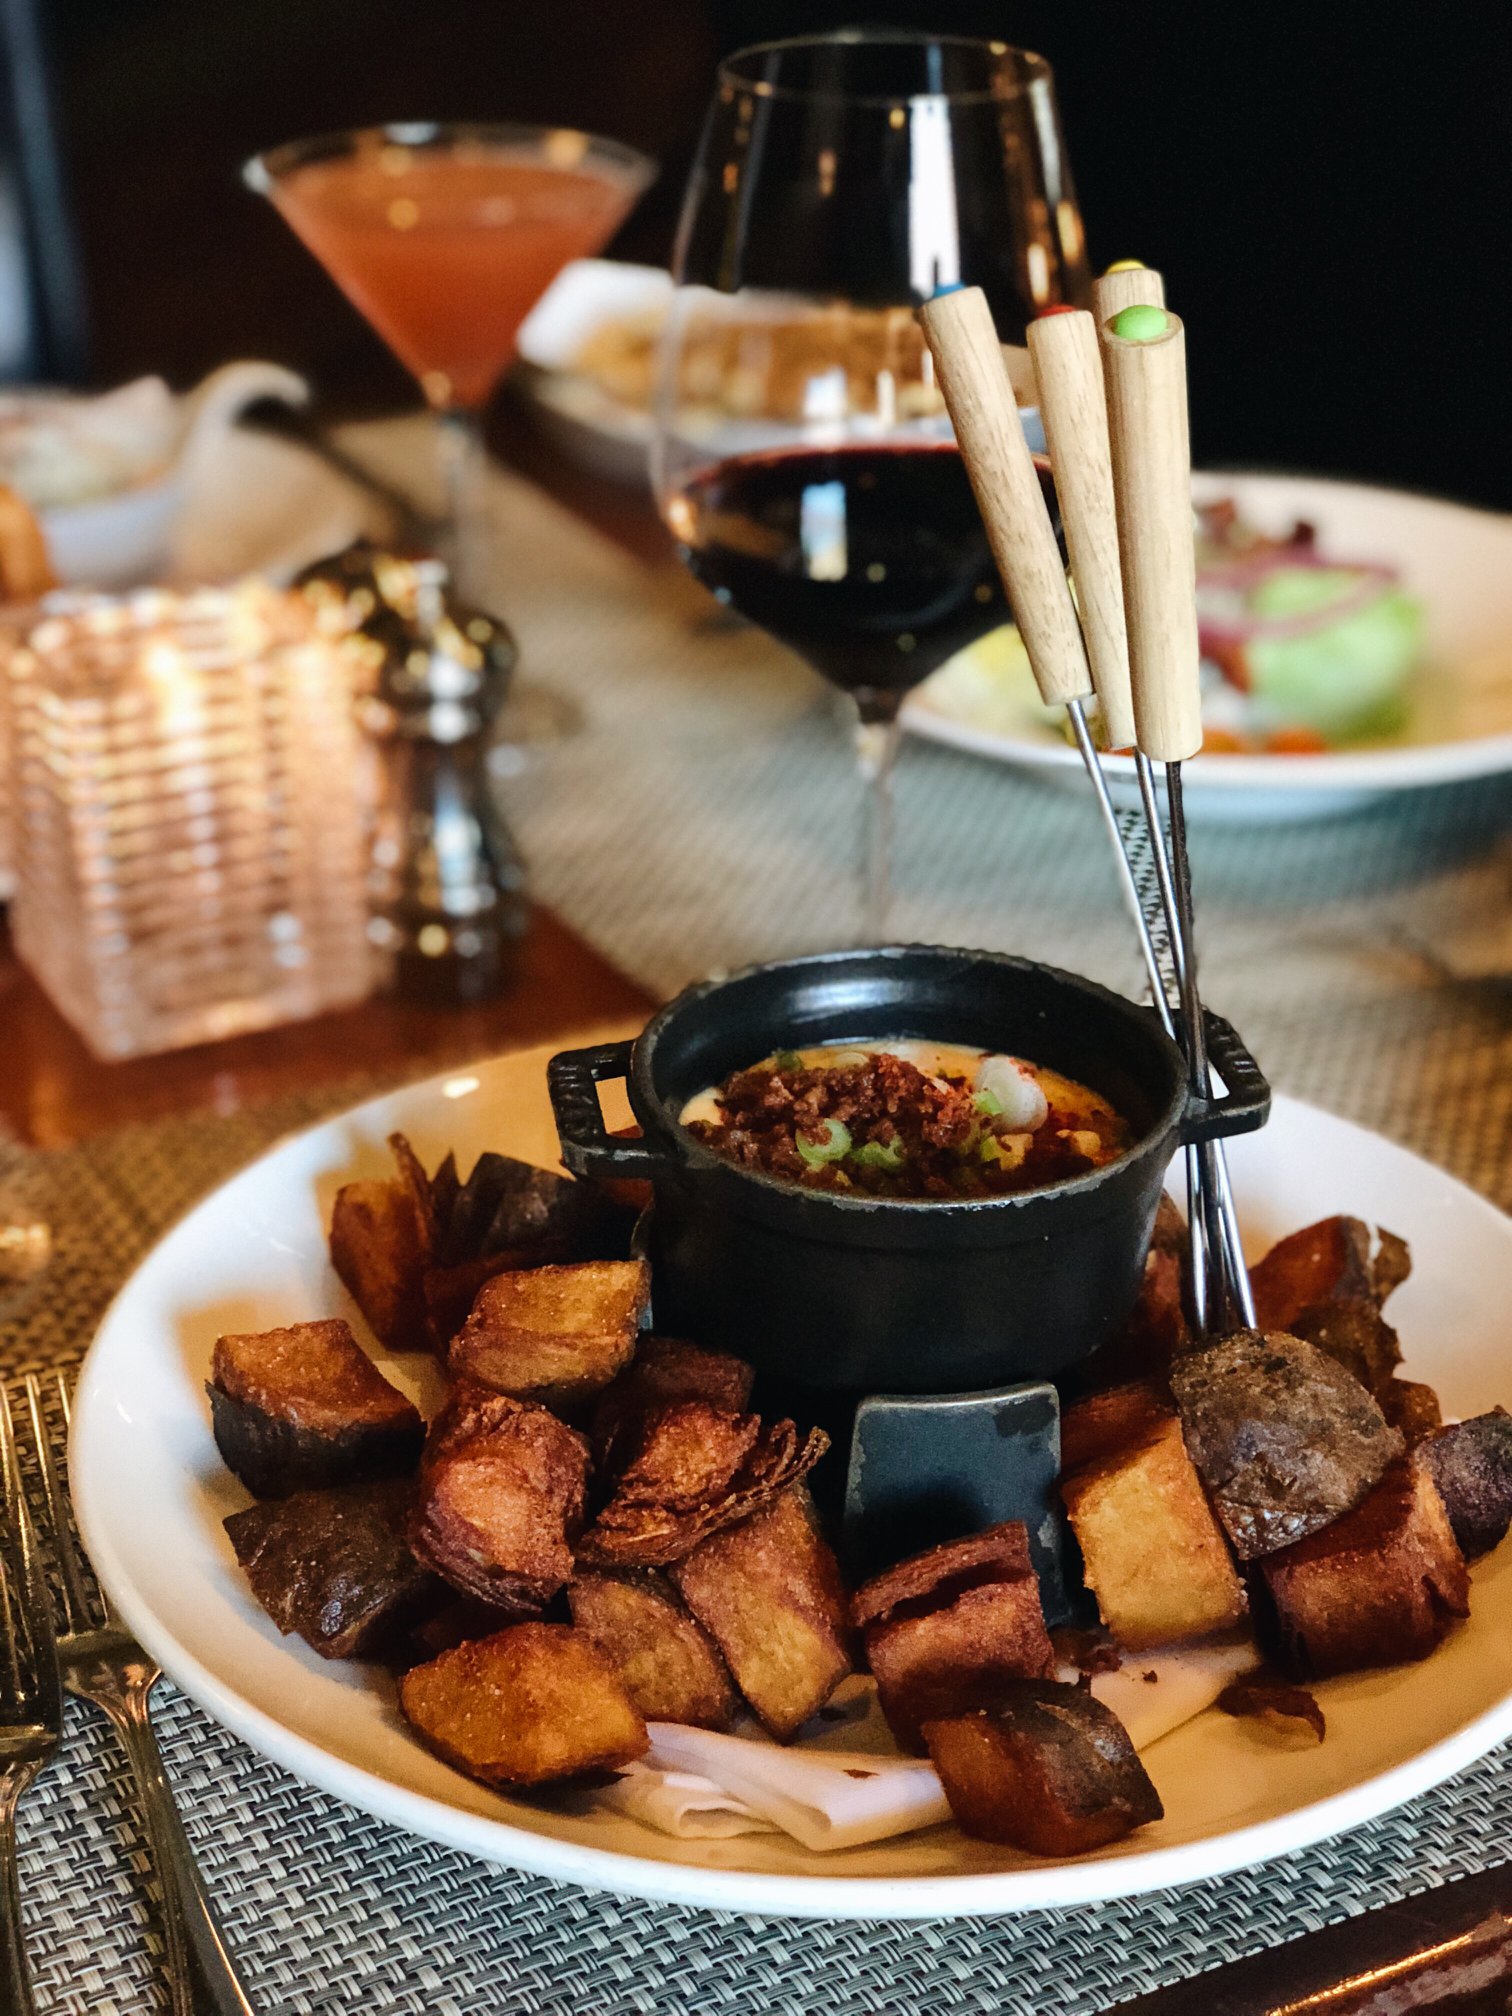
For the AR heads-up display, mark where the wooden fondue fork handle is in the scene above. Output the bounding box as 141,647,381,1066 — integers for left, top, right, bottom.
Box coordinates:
918,286,1092,711
1092,262,1166,321
1027,309,1136,751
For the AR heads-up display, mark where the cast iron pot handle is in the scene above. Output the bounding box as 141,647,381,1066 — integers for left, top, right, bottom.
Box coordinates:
1179,1011,1272,1145
549,1040,666,1180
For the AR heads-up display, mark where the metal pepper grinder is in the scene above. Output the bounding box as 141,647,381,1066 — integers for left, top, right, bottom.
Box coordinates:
298,544,527,1005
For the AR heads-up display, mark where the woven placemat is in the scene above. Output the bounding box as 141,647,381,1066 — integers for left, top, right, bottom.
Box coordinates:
2,1076,1510,2016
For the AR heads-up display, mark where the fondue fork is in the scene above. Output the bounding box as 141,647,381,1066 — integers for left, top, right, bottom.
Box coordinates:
1099,298,1255,1332
920,287,1248,1332
1028,295,1253,1331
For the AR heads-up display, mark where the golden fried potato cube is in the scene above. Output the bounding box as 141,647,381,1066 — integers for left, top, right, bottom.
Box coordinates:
591,1336,756,1467
329,1177,433,1351
448,1259,650,1408
853,1525,1056,1753
922,1680,1163,1854
399,1623,648,1785
209,1317,422,1498
672,1490,851,1741
569,1568,737,1729
1061,1406,1244,1650
410,1391,588,1613
1262,1458,1469,1678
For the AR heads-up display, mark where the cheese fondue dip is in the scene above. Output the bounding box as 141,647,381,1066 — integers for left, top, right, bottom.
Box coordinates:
680,1040,1131,1199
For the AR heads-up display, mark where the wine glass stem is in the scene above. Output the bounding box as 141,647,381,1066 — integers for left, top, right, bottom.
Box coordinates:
855,701,903,945
436,405,489,597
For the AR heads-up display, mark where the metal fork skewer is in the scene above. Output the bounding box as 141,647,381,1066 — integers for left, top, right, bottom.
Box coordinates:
1068,702,1246,1333
0,1388,61,2016
1133,753,1255,1331
25,1375,258,2016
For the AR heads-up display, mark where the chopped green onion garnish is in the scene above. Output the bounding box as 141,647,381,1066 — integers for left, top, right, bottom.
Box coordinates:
973,1088,1004,1117
772,1049,804,1071
979,1134,1004,1163
855,1139,904,1171
797,1118,852,1166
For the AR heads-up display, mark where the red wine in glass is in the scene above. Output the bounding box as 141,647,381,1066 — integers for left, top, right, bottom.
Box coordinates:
672,441,1056,707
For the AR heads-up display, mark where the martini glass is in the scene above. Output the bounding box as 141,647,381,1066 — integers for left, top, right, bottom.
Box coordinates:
246,122,654,730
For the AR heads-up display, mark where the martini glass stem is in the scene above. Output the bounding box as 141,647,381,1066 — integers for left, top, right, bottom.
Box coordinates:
855,699,902,945
436,405,489,598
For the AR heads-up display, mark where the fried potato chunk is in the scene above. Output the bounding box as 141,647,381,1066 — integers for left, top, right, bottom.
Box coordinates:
209,1318,423,1498
569,1568,737,1729
1171,1331,1403,1560
1059,1383,1245,1651
578,1403,828,1568
672,1490,851,1740
328,1133,437,1351
448,1259,650,1409
923,1681,1163,1854
1381,1378,1444,1447
1421,1410,1512,1559
410,1388,588,1613
1262,1458,1469,1679
590,1336,756,1469
852,1525,1057,1753
225,1479,437,1659
1250,1216,1408,1394
400,1623,648,1785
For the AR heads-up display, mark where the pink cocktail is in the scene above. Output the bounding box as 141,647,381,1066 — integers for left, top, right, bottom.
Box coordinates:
247,124,653,606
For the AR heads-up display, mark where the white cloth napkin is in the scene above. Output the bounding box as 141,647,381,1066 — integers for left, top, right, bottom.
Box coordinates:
595,1637,1259,1851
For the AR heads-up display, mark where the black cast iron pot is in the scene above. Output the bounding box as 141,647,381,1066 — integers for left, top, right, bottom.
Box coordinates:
549,946,1269,1395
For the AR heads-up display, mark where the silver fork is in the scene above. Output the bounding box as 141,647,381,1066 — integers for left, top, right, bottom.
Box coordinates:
16,1374,258,2016
0,1384,62,2016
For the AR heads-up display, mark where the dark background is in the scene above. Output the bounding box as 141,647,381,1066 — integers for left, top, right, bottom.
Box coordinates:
16,1,1510,507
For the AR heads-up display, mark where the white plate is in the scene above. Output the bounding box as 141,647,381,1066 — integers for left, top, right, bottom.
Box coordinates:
73,1036,1512,1919
908,473,1512,823
516,259,669,485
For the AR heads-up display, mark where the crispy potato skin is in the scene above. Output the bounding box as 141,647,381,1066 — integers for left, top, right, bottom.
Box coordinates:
1171,1330,1402,1559
673,1491,852,1741
569,1569,737,1729
399,1623,648,1785
578,1406,828,1568
1261,1458,1469,1679
1381,1378,1444,1448
1421,1410,1512,1559
1059,1381,1175,1478
1250,1217,1406,1394
852,1524,1056,1752
590,1337,755,1469
410,1392,588,1611
208,1320,422,1498
923,1681,1163,1854
329,1178,433,1351
225,1480,437,1658
1059,1399,1245,1651
448,1259,649,1408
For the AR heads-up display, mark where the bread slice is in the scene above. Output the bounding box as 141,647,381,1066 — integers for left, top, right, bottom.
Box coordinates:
1059,1382,1244,1649
1261,1457,1469,1678
209,1318,422,1498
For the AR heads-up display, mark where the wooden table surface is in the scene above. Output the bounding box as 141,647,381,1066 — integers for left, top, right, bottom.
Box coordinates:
1,399,665,1150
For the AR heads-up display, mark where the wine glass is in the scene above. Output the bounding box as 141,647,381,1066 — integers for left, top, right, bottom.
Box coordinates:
246,122,654,732
654,33,1087,941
